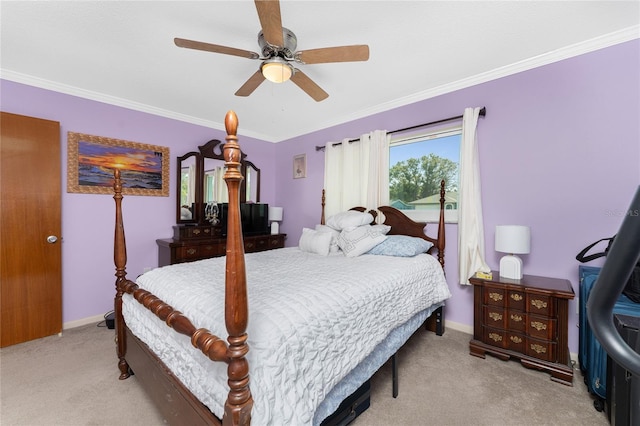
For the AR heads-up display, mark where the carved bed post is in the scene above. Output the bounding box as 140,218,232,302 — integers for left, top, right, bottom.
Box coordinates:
436,179,446,268
321,189,326,225
221,111,253,426
113,168,130,379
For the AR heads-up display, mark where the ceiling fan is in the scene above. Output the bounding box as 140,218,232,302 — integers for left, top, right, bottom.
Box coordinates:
174,0,369,102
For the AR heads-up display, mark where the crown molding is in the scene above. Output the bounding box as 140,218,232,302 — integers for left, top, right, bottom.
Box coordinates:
302,25,640,142
2,25,637,143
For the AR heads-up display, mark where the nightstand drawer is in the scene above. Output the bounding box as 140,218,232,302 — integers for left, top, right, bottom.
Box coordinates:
507,290,526,311
483,306,507,329
507,332,526,353
484,327,507,348
527,315,556,340
484,286,506,307
508,311,526,332
526,337,557,362
527,294,553,316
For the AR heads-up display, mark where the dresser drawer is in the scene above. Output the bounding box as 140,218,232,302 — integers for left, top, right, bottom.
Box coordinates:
268,235,285,249
244,236,269,252
173,225,220,240
176,243,225,260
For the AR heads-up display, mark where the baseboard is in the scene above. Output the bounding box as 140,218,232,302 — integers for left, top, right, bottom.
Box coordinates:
63,314,105,330
445,320,473,335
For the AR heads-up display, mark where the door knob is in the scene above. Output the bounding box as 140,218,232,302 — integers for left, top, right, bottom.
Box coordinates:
46,235,58,244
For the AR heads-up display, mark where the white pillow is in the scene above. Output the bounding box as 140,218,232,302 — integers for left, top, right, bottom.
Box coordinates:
299,228,332,256
315,224,341,253
371,224,391,235
326,211,374,231
337,225,388,258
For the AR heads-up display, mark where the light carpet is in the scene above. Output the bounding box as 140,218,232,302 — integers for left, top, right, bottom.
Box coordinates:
0,322,608,425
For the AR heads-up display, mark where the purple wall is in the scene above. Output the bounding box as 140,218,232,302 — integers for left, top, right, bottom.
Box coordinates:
0,82,276,324
274,39,640,354
2,39,638,355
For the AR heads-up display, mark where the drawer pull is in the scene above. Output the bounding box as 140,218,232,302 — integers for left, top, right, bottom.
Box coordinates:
510,336,522,344
530,343,547,354
531,299,548,310
489,312,503,321
193,229,201,235
204,229,211,234
489,333,502,342
510,293,523,302
489,292,503,302
510,314,523,322
186,248,196,255
531,321,547,331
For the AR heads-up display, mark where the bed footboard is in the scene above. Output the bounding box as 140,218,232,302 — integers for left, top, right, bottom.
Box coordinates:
113,111,253,426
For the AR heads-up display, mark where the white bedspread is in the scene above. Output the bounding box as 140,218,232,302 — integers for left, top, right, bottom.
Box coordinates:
122,247,450,425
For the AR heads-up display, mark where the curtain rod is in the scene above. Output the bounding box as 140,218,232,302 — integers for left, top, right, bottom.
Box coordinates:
315,106,486,152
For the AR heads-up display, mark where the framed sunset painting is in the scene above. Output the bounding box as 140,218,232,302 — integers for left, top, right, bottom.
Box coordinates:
67,132,169,196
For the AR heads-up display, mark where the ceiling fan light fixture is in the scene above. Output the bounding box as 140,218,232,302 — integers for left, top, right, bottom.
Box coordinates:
261,57,293,83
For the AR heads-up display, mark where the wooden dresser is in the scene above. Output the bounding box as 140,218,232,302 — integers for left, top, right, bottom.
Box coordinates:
469,271,575,385
156,224,286,266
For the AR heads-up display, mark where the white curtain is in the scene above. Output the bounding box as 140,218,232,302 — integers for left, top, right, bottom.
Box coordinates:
458,107,490,284
214,166,228,203
186,163,196,206
323,131,390,219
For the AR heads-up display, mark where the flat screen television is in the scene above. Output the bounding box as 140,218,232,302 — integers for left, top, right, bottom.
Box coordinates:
219,203,269,236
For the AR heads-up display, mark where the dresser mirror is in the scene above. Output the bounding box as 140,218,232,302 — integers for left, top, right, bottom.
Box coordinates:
176,139,260,225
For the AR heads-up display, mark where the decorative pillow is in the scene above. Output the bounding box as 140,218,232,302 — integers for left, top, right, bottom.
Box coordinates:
315,224,341,253
337,225,388,258
298,228,332,256
326,211,374,231
366,235,434,257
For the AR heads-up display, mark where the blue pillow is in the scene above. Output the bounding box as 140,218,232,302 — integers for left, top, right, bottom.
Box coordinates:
367,235,434,257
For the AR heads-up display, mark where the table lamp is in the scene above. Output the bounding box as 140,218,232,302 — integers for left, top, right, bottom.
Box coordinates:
495,225,531,279
268,206,283,235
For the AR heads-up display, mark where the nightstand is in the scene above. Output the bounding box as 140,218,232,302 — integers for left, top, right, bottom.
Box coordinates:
469,271,575,385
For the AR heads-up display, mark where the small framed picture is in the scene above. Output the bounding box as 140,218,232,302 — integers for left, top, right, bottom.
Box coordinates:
293,154,306,179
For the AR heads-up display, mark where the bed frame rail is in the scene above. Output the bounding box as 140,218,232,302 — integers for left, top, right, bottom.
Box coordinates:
113,111,252,426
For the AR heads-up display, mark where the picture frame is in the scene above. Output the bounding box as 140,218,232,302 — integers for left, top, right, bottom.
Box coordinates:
293,154,306,179
67,132,169,196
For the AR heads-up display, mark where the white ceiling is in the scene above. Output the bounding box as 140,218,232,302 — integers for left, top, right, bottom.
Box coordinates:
1,1,639,142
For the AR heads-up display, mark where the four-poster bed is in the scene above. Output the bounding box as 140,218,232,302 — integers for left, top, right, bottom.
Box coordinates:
113,111,451,425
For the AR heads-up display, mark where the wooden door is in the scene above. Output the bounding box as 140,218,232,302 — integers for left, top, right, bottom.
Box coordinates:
1,112,62,347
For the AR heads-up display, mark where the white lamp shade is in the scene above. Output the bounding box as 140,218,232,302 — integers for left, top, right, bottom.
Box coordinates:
268,206,283,222
495,225,530,254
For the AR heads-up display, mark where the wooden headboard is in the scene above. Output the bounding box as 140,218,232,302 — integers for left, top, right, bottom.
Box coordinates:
319,180,447,268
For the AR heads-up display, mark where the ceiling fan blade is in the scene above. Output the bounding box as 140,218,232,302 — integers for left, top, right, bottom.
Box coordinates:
235,70,266,97
296,45,370,64
254,0,283,46
290,70,329,102
174,38,259,59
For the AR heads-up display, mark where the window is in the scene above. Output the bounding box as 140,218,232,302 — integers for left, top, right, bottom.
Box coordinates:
389,126,461,223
